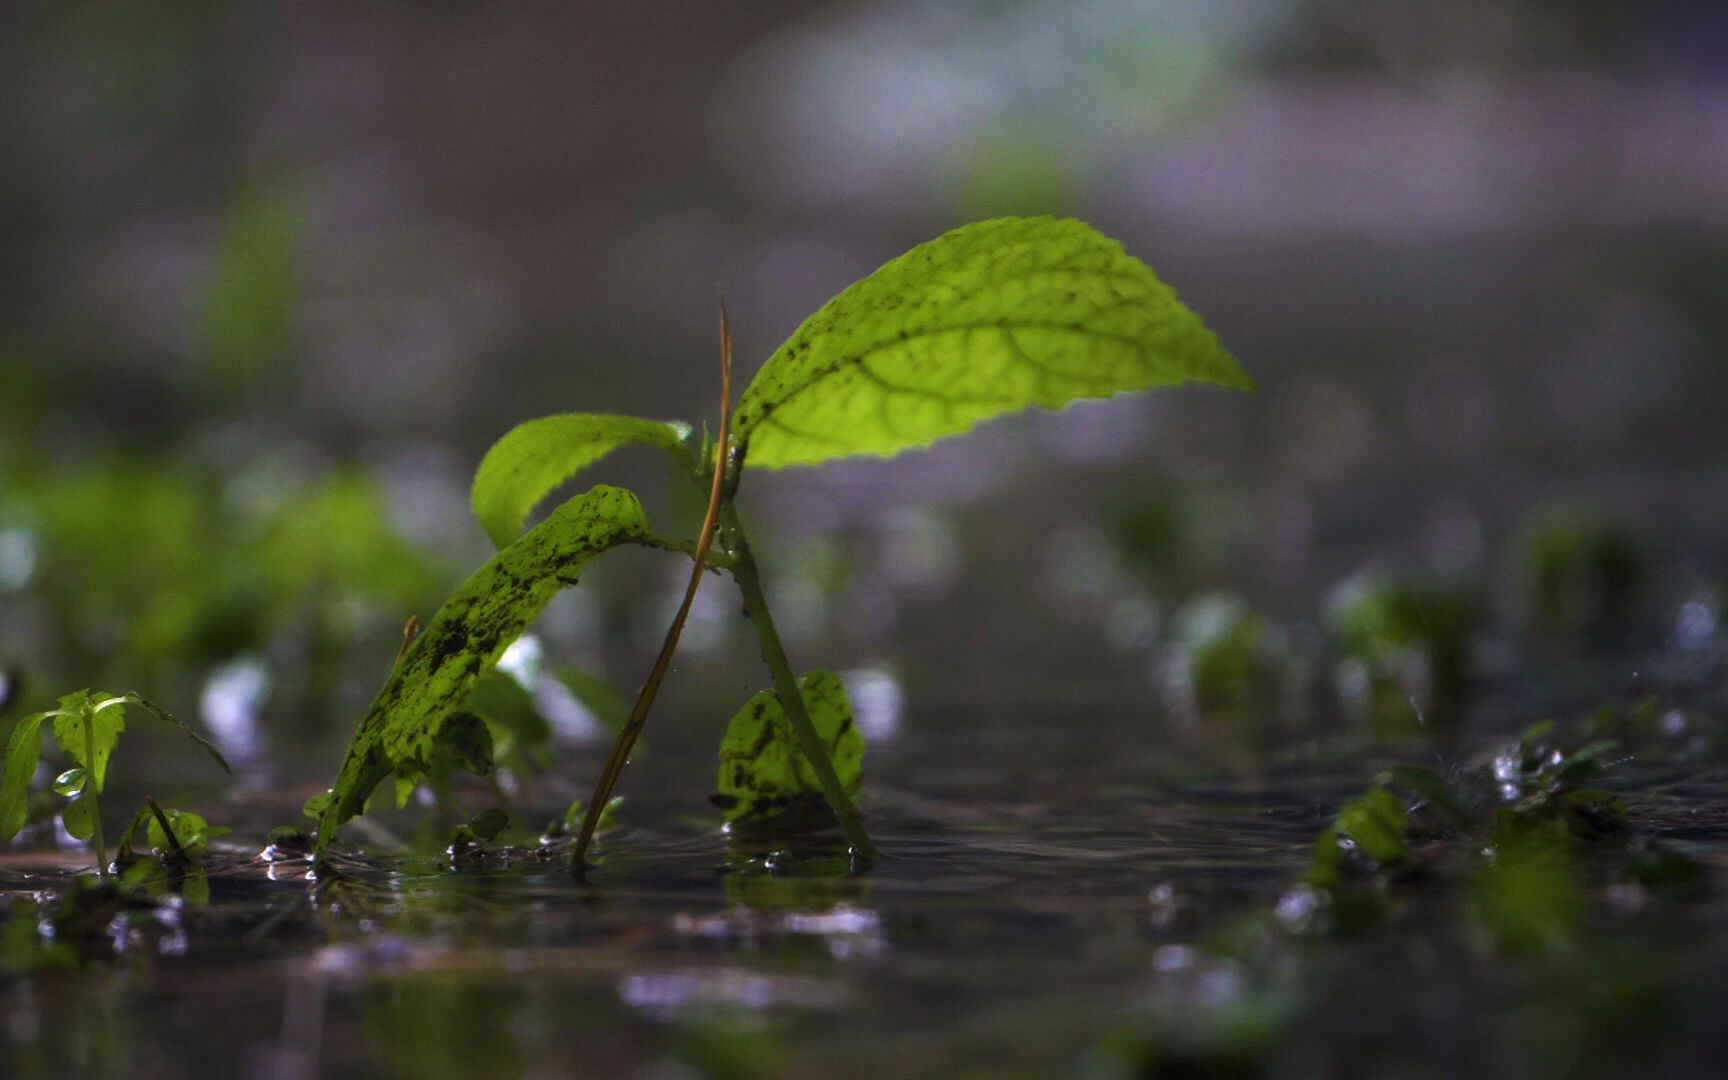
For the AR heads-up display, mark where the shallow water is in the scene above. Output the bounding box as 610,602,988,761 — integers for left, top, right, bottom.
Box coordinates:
4,646,1727,1080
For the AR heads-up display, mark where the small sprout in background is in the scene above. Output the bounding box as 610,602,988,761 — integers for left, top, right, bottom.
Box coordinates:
1160,594,1301,763
448,809,511,869
545,795,623,845
1327,571,1479,740
1513,503,1643,643
1104,481,1255,598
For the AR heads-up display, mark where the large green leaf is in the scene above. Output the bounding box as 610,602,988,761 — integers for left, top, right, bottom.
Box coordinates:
471,413,688,548
0,712,47,841
733,216,1250,468
713,670,863,824
316,485,650,855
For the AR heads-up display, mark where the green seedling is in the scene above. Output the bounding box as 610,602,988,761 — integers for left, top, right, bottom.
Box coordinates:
1327,570,1479,738
0,690,230,880
1514,503,1643,640
312,216,1250,869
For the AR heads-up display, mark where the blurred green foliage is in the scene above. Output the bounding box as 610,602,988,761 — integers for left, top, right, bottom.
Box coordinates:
0,452,447,726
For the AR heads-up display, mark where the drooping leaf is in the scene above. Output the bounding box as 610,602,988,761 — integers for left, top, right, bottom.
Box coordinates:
732,216,1250,469
316,485,650,856
471,413,688,548
119,693,232,775
50,691,124,794
0,712,47,841
714,670,863,824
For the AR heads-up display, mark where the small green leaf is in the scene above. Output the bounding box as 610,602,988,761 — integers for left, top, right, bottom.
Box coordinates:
146,808,221,855
434,711,494,776
62,794,98,842
51,691,124,794
0,712,48,841
562,794,623,834
733,216,1249,469
302,789,334,822
119,694,232,775
468,808,510,842
715,670,863,824
316,485,650,857
1335,786,1408,866
471,413,688,548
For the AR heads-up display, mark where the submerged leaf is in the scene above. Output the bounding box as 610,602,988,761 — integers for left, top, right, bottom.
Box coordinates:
471,413,688,548
316,485,650,855
714,670,863,824
0,712,47,841
733,216,1249,469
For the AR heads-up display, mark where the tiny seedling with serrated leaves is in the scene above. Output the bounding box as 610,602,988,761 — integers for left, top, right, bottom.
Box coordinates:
0,691,231,880
310,216,1251,870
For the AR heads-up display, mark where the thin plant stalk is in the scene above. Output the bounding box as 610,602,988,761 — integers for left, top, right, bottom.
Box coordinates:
720,501,878,859
570,304,734,873
84,710,110,882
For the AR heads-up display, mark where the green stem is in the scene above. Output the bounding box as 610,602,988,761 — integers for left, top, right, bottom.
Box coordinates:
83,714,110,882
720,502,878,859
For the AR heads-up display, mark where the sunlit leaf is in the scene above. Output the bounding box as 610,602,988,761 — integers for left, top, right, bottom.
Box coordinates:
50,691,124,794
316,485,650,856
0,712,47,841
471,413,688,548
733,216,1250,469
714,670,863,824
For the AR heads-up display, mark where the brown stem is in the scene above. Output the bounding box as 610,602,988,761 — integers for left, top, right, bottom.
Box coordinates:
570,302,734,874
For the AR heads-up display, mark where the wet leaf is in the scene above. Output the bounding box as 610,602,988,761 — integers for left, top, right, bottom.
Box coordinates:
51,691,124,793
715,670,863,824
146,808,225,856
471,413,688,547
317,485,649,857
62,792,98,841
0,711,47,841
52,767,86,797
733,216,1249,469
1335,786,1408,866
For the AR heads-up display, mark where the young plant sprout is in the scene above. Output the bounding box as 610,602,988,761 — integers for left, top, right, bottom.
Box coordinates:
309,216,1251,870
0,691,231,880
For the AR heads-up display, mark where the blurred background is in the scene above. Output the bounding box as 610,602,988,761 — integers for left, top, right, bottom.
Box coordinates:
1,0,1726,813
